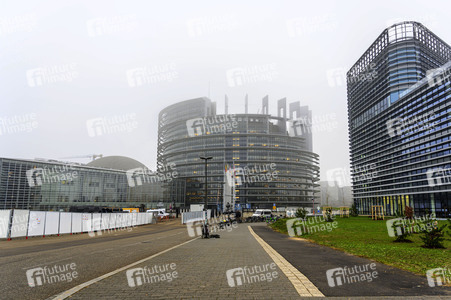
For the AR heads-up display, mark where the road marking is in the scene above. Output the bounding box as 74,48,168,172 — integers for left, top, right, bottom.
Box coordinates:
248,226,324,297
50,237,198,300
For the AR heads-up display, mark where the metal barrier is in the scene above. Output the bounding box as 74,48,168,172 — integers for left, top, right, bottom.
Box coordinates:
181,210,211,224
0,209,154,240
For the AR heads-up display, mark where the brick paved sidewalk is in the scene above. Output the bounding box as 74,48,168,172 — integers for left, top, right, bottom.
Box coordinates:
59,223,306,299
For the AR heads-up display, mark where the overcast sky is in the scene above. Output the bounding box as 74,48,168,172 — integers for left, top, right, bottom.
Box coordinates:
1,0,450,180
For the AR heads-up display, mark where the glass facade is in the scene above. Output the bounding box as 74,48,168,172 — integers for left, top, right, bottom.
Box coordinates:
158,98,320,209
0,158,163,211
347,21,451,217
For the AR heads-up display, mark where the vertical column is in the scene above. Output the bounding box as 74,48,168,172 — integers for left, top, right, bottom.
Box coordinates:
262,95,268,115
430,193,435,216
390,197,394,215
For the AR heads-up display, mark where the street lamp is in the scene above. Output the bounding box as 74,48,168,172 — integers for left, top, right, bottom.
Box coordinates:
200,156,213,210
200,156,212,238
311,175,315,215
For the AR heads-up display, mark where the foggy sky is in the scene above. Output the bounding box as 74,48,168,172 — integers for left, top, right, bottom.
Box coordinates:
1,0,450,179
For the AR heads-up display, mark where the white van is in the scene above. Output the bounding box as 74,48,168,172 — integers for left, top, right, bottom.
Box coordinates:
146,209,169,218
252,209,272,218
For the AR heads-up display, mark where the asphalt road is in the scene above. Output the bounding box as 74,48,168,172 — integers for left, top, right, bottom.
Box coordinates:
0,219,192,300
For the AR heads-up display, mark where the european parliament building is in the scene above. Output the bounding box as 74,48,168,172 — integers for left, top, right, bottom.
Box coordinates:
0,156,163,211
348,22,451,217
157,97,320,209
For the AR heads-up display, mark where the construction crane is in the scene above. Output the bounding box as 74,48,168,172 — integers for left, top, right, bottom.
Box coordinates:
59,154,103,161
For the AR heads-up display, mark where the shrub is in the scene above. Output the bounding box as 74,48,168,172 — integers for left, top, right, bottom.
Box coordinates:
419,221,447,249
295,207,308,219
392,220,412,243
404,206,414,219
350,204,358,217
324,208,334,222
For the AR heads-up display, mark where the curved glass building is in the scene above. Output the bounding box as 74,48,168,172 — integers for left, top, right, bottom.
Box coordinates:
158,97,320,209
347,21,451,217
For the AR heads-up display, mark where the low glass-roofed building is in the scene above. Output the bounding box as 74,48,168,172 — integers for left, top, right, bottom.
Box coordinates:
0,156,164,211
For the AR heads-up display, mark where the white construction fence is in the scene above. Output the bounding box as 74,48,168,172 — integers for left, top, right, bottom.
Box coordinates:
181,209,212,224
0,209,155,240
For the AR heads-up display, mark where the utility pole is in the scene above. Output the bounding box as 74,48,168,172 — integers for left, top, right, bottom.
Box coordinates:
200,156,213,211
312,175,315,215
200,156,212,238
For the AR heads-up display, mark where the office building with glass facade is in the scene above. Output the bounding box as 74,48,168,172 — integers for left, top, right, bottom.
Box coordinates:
347,21,451,217
0,156,164,211
157,97,320,209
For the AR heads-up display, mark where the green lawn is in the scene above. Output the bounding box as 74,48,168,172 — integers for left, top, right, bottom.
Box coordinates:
270,216,451,276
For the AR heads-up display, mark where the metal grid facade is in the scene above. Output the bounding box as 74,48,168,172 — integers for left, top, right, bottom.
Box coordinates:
347,22,451,217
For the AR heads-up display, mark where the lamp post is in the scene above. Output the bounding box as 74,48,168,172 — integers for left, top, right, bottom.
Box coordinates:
200,156,213,238
311,175,315,215
200,156,213,210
